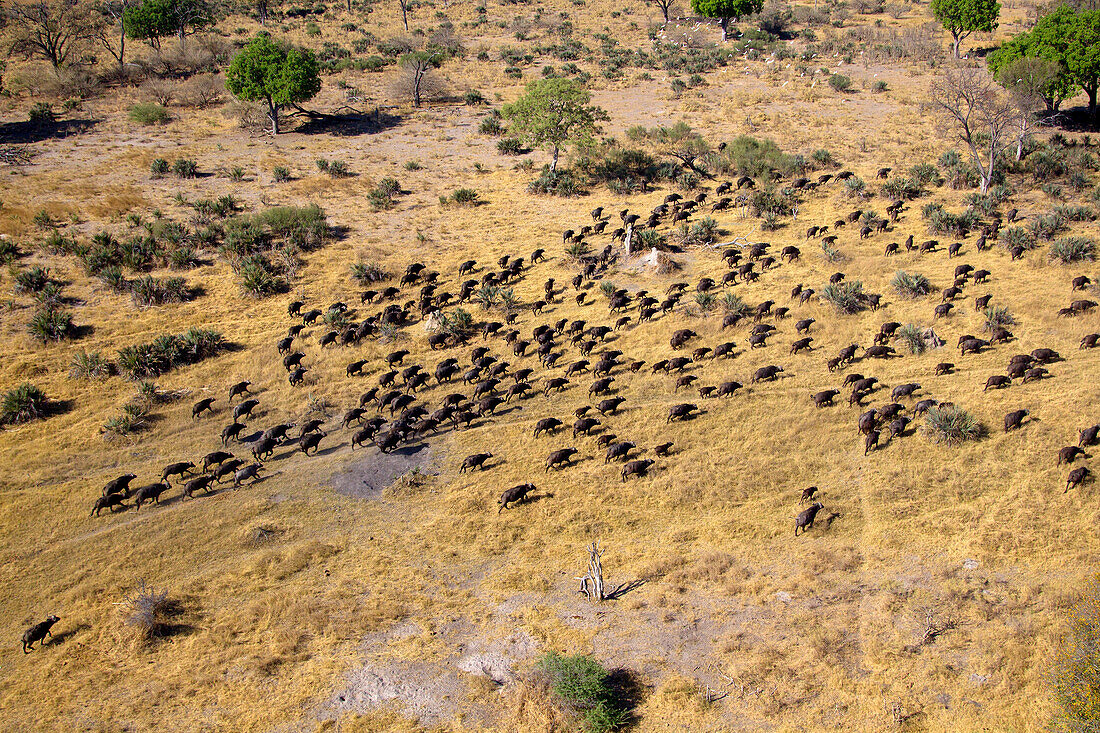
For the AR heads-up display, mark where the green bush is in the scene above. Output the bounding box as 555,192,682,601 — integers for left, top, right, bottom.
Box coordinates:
28,102,56,125
1050,237,1097,264
316,158,351,177
117,328,225,380
982,305,1016,332
497,136,525,155
895,323,926,354
871,80,888,93
820,281,866,314
1002,226,1034,251
70,350,112,380
811,148,835,168
534,652,627,733
150,158,170,178
923,405,983,445
14,266,51,294
129,103,171,125
351,261,387,284
0,237,19,264
1030,211,1067,240
235,254,284,296
1,383,47,424
172,159,198,178
272,165,291,182
891,270,931,299
479,115,504,135
27,307,73,342
129,275,191,306
881,177,923,200
923,203,978,236
97,265,128,291
908,163,942,186
721,291,751,318
828,73,852,92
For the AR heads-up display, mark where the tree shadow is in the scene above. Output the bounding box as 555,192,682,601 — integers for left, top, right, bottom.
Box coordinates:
0,118,99,144
605,668,646,727
294,108,404,137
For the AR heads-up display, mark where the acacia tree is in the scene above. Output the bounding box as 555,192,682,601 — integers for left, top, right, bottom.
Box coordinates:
627,121,711,174
95,0,134,65
6,0,102,69
225,33,321,134
123,0,208,50
930,67,1017,194
646,0,676,23
690,0,763,41
503,78,608,173
930,0,1000,58
397,0,412,31
396,51,443,107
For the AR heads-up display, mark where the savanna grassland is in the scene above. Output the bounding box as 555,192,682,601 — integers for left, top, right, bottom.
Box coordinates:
0,0,1099,729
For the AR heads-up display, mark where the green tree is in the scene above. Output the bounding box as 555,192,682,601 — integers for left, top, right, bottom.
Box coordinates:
989,36,1075,112
930,0,999,58
988,6,1100,118
502,78,609,172
690,0,763,41
225,33,321,135
995,56,1063,158
627,121,711,173
123,0,208,50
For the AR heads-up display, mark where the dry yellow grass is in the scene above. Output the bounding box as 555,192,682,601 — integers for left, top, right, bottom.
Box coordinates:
0,0,1098,730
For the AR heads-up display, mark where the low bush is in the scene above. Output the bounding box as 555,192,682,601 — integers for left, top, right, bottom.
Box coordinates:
150,158,170,178
172,159,199,179
70,350,112,380
0,238,18,264
14,266,51,294
923,203,978,236
129,103,171,125
534,652,627,733
982,305,1016,331
891,270,931,299
351,261,388,284
129,275,191,306
497,137,525,155
923,404,983,445
479,115,504,135
122,580,178,642
27,308,73,342
1002,226,1034,251
881,177,923,200
1,383,47,425
1050,237,1097,264
1030,211,1067,240
895,323,926,354
117,328,225,379
234,254,284,296
527,168,582,196
828,73,852,92
272,165,291,182
821,281,865,314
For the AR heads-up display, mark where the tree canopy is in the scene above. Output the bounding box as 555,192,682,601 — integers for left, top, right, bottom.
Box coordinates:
397,50,443,108
225,33,321,134
502,78,609,172
123,0,209,49
988,5,1100,118
627,122,711,174
929,0,1000,58
6,0,101,68
690,0,764,41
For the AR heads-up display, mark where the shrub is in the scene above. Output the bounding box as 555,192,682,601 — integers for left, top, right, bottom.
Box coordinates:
98,265,128,291
129,275,190,306
565,240,592,260
229,166,245,182
871,80,888,93
881,177,923,200
908,163,942,186
843,176,867,198
464,90,486,105
479,115,504,135
129,103,171,125
1050,237,1097,264
676,217,719,246
1052,204,1096,222
1030,211,1067,241
103,403,148,437
117,329,225,379
351,261,388,284
497,137,525,155
28,102,56,125
404,160,422,171
70,350,111,380
923,203,978,236
172,159,198,178
1,383,47,424
828,73,852,92
446,188,480,205
316,158,351,177
895,323,926,354
721,292,751,318
820,281,866,314
982,305,1015,332
122,580,178,642
14,266,51,294
821,242,844,263
272,165,291,182
923,404,983,445
636,228,667,250
534,652,627,733
440,307,474,340
235,254,284,296
527,168,582,196
1002,226,1034,251
811,148,835,167
150,158,170,178
891,270,931,299
0,238,18,264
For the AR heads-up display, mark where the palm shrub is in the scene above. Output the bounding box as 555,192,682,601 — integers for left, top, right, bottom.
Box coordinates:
1029,211,1067,240
1002,226,1034,251
28,307,74,342
172,159,198,178
891,270,931,299
70,350,112,380
923,405,983,445
129,276,190,306
14,266,50,294
820,281,866,314
351,261,387,284
982,305,1015,332
1050,237,1096,264
1,383,48,424
721,292,751,318
895,323,926,354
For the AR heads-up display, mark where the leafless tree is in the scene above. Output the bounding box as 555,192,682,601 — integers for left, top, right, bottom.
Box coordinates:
394,51,443,107
929,66,1018,194
996,56,1061,160
95,0,132,65
646,0,675,23
6,0,102,69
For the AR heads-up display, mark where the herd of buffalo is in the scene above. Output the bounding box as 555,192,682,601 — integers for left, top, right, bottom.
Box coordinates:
84,172,1098,546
